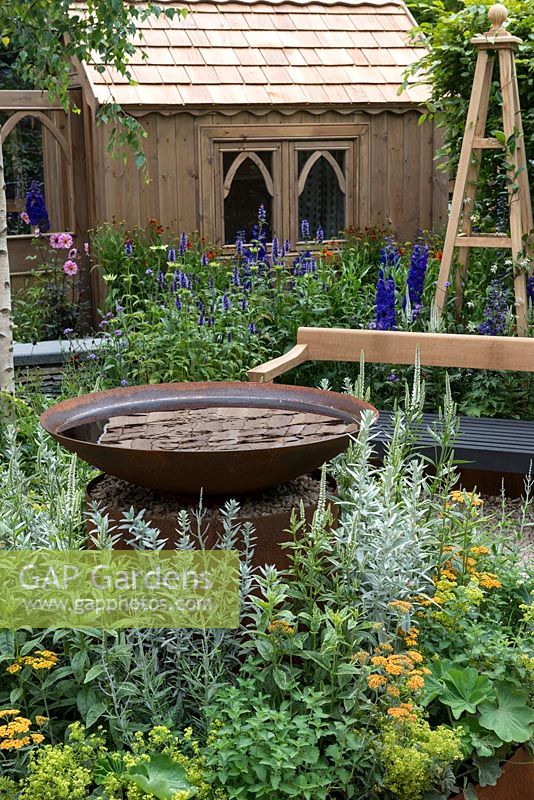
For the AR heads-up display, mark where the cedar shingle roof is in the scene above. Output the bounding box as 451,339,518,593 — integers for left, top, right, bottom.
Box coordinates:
83,0,428,107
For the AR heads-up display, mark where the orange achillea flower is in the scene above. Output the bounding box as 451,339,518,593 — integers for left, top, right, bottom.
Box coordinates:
0,712,46,751
389,600,413,614
367,674,387,689
371,656,388,668
352,650,369,664
470,546,490,556
478,572,502,590
387,686,400,697
267,620,295,636
450,490,483,507
406,650,423,664
385,661,403,676
406,674,425,691
387,703,417,722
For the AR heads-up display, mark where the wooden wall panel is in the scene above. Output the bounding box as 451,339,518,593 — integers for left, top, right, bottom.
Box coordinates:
157,115,179,231
96,108,447,243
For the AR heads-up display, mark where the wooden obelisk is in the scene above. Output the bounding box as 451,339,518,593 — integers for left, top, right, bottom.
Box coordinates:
434,3,533,334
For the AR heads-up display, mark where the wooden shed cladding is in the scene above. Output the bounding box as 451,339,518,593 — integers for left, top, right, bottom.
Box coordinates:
95,109,447,242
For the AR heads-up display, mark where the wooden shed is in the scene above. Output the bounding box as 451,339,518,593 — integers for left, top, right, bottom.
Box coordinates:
82,0,448,243
2,0,448,298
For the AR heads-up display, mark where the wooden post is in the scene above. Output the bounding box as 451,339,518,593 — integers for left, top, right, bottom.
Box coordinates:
434,4,534,335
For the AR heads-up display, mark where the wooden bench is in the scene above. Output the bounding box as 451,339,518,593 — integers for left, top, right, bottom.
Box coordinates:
248,328,534,493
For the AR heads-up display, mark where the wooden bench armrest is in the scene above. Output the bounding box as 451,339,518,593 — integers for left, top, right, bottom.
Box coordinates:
248,344,309,383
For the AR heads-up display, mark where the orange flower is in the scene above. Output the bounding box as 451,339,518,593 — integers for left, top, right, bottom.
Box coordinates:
368,674,387,689
478,572,502,590
406,675,425,691
371,656,388,668
406,650,423,664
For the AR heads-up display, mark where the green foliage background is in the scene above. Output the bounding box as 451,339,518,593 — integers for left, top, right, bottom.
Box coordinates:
406,0,534,210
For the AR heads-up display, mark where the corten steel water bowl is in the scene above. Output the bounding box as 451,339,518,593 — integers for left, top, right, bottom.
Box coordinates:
40,382,377,495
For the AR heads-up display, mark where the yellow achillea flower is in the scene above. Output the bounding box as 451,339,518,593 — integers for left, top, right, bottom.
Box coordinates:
0,709,20,719
0,712,46,751
6,650,59,674
367,674,387,689
387,686,400,698
35,716,48,726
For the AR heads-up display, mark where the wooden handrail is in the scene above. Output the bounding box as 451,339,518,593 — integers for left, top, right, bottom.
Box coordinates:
248,343,309,382
248,327,534,381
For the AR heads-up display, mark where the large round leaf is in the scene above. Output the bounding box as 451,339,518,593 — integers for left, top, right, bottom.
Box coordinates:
478,683,534,743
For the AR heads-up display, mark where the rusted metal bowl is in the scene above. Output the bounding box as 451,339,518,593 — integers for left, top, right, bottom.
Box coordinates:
40,382,377,495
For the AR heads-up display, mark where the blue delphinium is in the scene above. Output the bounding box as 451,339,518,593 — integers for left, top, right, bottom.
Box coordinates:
527,275,534,306
125,240,133,256
283,239,291,256
404,244,429,320
222,293,231,311
25,181,50,230
301,219,310,240
258,204,266,223
168,247,177,263
316,225,325,244
380,237,400,268
478,281,508,336
232,264,240,287
201,253,208,267
179,232,188,255
374,269,396,330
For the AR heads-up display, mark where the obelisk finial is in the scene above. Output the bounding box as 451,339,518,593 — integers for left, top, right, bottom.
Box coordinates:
487,3,508,34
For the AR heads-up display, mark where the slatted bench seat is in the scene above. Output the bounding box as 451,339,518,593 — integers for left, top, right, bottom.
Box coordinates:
248,327,534,492
373,411,534,476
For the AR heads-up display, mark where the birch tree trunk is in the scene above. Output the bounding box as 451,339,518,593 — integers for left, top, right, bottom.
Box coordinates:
0,140,15,395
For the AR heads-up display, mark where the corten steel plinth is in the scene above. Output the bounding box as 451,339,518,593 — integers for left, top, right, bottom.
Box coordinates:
40,382,376,495
86,472,339,571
